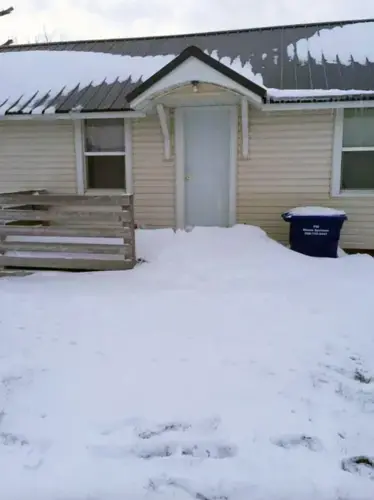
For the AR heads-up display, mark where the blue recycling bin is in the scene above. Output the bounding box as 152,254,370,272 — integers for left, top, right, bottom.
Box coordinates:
282,209,347,258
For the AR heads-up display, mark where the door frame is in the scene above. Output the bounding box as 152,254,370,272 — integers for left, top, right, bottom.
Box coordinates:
174,105,238,229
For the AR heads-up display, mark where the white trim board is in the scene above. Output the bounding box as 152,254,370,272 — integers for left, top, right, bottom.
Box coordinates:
229,106,238,226
84,152,126,157
331,109,374,198
130,57,263,110
175,108,184,229
331,108,344,197
2,99,374,121
124,120,133,193
241,98,249,159
264,100,374,112
0,111,144,121
2,100,374,122
156,104,171,160
155,90,241,108
174,105,237,229
74,120,85,195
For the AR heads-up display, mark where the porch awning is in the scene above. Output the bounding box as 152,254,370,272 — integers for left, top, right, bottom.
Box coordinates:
126,46,267,110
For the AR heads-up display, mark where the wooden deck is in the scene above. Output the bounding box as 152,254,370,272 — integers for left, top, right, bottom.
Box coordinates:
0,191,136,272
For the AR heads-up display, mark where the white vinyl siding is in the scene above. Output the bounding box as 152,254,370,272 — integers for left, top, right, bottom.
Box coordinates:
0,121,76,193
2,108,374,250
238,109,374,250
132,114,175,227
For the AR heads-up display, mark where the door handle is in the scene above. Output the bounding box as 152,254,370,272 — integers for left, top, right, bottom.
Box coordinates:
185,175,191,181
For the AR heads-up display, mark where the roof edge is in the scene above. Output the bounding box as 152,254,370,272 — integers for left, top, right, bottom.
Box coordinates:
269,93,374,104
2,17,374,51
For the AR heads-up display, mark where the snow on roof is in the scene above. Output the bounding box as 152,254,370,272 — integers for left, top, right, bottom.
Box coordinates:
287,22,374,65
268,88,374,100
0,48,266,114
0,51,176,114
1,35,372,115
207,50,264,86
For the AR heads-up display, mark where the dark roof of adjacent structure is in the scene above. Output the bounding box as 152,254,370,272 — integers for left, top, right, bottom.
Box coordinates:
1,17,374,114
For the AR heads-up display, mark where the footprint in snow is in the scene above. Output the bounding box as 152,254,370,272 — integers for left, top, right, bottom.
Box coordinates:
0,432,28,447
88,442,236,460
136,416,221,439
272,434,323,452
137,422,191,439
148,477,229,500
342,456,374,480
94,416,231,462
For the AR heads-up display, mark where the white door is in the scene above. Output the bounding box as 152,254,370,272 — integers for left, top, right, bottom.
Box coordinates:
183,107,232,227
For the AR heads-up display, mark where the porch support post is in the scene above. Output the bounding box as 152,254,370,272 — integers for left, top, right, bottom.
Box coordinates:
74,120,85,194
241,98,249,159
156,103,171,159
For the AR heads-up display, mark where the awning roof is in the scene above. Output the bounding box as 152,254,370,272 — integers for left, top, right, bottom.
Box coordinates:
126,46,267,108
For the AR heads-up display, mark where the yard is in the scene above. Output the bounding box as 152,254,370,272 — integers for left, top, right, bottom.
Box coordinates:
0,225,374,500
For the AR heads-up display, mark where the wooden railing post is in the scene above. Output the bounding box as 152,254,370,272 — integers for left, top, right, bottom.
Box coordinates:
0,201,8,271
124,194,136,266
0,228,4,272
0,191,136,272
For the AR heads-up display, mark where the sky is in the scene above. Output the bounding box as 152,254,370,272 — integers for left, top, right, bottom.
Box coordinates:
2,0,374,44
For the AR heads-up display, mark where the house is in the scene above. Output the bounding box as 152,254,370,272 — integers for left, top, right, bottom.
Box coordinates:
0,18,374,250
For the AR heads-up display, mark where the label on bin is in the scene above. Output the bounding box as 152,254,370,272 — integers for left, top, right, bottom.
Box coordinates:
302,224,329,236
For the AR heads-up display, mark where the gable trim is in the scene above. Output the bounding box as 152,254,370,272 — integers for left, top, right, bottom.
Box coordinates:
126,46,266,105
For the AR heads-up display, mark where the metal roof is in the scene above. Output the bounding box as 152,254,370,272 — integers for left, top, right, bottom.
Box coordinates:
1,18,374,113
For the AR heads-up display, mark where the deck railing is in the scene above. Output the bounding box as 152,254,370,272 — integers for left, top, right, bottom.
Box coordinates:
0,190,136,271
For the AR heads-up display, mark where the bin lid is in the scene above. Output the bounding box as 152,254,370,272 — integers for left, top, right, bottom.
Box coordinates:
282,206,347,220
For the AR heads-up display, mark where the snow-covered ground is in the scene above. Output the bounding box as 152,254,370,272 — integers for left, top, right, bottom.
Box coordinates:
0,225,374,500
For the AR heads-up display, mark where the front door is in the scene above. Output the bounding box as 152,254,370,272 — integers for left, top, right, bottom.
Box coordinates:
183,107,231,227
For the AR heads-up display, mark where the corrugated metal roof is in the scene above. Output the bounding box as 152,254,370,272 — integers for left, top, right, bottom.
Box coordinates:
1,18,374,113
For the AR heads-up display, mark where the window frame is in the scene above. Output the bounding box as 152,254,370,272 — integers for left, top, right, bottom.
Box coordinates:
332,108,374,197
74,118,133,194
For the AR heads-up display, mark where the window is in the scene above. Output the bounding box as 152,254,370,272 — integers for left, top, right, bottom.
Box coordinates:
334,109,374,194
84,119,126,190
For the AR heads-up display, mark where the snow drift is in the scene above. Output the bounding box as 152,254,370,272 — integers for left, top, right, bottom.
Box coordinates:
0,225,374,500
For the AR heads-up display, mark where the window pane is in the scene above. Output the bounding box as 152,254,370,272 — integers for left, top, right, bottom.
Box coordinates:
341,151,374,190
86,156,125,189
343,109,374,148
85,119,124,152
